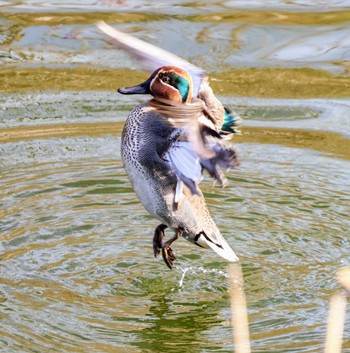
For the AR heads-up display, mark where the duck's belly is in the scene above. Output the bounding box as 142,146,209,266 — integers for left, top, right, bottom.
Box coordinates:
120,109,207,237
123,157,217,250
124,159,206,232
124,163,159,217
122,159,174,223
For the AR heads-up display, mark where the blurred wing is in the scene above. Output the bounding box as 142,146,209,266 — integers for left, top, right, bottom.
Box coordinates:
164,138,239,205
149,97,217,160
164,141,202,203
96,21,204,96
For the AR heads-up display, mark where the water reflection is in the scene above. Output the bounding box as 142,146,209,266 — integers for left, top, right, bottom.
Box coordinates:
1,1,350,74
3,19,350,74
1,0,350,12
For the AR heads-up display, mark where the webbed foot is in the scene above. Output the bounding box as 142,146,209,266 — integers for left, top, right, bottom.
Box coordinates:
153,225,182,269
162,244,177,269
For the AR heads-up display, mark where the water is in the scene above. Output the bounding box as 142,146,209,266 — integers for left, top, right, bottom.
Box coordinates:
1,1,350,352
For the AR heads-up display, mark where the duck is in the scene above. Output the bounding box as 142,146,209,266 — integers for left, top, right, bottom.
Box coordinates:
97,22,241,268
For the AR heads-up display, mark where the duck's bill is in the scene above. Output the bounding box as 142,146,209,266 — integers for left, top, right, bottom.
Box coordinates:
117,77,152,95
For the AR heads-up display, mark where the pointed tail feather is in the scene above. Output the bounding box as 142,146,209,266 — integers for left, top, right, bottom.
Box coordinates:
194,232,239,262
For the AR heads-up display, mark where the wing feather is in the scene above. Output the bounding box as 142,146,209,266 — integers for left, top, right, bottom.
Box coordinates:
165,141,202,198
97,21,204,96
164,139,239,204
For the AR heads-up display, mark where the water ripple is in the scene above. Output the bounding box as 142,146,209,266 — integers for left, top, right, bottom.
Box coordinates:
1,133,349,352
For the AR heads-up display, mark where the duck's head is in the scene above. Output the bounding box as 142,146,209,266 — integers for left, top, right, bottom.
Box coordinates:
118,66,193,103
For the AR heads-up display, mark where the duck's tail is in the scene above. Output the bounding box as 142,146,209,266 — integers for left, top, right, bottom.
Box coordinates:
194,231,239,262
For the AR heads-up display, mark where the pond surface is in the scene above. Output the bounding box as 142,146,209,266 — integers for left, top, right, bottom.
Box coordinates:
1,1,350,352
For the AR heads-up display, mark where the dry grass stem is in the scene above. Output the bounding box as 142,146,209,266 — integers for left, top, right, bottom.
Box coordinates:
337,267,350,293
324,292,347,353
324,267,350,353
228,263,251,353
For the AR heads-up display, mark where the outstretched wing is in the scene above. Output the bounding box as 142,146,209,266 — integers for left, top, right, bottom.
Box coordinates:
149,96,220,160
164,141,202,202
96,21,204,97
145,96,239,205
97,21,242,134
163,137,239,206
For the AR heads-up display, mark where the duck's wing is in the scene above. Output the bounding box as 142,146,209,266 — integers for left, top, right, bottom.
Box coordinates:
149,97,220,160
164,138,238,206
198,77,242,134
149,97,239,201
96,21,204,97
163,140,202,202
159,98,239,205
148,97,239,177
221,107,242,135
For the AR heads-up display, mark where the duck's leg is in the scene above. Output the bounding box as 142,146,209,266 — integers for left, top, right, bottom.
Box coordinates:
161,228,183,269
153,224,167,257
153,225,183,269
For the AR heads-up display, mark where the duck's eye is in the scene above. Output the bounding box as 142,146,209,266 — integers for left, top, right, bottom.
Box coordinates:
161,76,171,84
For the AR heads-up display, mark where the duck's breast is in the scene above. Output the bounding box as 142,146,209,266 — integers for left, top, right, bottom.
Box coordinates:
121,104,177,221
